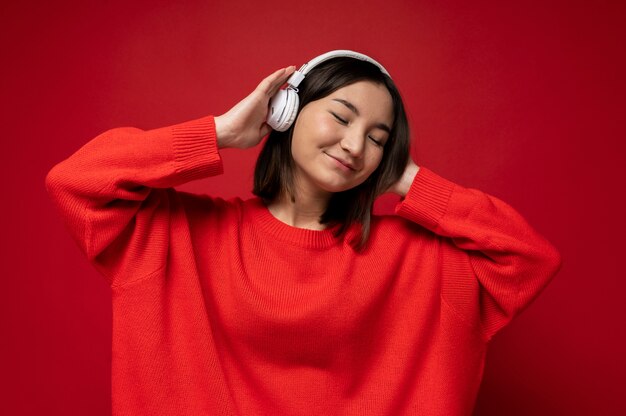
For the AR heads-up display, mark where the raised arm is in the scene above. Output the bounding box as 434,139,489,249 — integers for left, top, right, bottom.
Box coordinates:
45,66,295,286
394,163,562,340
45,116,223,286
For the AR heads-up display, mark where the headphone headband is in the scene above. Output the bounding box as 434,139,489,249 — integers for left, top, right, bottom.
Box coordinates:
266,50,390,132
286,50,391,88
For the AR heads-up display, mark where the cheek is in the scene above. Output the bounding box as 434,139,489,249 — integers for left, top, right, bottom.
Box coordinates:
294,112,337,149
364,152,384,173
311,113,337,144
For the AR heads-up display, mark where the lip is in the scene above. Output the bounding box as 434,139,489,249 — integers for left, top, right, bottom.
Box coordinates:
324,152,356,171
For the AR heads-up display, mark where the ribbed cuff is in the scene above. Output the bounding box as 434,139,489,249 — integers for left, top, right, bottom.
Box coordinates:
394,167,455,232
171,115,223,183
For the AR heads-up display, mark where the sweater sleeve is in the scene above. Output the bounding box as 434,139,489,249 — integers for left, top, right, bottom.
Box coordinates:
395,167,562,340
45,115,223,287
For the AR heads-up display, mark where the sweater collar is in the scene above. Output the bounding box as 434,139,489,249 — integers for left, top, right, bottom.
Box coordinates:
244,198,345,249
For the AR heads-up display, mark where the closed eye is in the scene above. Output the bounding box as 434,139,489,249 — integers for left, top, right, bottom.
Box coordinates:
331,112,347,124
368,136,383,147
331,112,385,147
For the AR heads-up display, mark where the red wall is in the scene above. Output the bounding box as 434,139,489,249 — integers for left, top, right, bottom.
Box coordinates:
2,1,624,414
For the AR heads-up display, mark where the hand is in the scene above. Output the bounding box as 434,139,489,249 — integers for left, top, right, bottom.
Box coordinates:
387,159,420,196
214,66,296,149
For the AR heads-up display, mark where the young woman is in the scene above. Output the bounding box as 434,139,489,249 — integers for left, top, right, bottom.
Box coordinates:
46,51,561,415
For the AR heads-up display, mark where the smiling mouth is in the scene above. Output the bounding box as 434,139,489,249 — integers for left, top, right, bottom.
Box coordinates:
324,152,356,171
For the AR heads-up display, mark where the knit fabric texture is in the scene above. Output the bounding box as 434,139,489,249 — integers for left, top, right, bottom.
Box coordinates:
45,115,561,415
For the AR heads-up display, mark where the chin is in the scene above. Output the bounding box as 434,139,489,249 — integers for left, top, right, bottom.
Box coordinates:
317,179,365,194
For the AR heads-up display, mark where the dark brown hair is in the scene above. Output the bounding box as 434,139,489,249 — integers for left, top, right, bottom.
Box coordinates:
253,57,411,248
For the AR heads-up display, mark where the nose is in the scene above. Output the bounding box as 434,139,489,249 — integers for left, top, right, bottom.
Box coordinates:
339,128,366,158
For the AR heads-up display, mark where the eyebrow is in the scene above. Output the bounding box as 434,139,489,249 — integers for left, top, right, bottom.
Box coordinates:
331,98,392,134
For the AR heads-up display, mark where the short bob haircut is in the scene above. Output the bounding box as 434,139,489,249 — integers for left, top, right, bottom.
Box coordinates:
253,57,411,248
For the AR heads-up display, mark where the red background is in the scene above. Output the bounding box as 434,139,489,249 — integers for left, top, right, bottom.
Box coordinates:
2,0,625,414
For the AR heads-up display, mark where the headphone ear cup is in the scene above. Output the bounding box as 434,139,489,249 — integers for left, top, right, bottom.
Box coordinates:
267,89,300,132
278,89,299,132
267,89,287,131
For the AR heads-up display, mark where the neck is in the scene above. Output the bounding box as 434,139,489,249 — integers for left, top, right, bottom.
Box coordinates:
267,188,331,230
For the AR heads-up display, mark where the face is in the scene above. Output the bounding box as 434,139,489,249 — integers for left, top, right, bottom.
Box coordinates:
290,80,394,196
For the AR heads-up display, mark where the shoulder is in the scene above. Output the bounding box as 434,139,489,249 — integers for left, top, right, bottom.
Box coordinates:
369,213,436,243
176,191,246,220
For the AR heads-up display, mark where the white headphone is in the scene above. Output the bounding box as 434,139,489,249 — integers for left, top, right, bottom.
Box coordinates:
266,50,392,132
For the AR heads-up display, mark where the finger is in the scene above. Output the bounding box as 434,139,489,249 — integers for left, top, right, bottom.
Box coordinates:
268,65,296,96
260,66,296,97
257,67,286,95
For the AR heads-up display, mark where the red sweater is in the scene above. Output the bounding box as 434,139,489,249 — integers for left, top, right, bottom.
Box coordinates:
46,115,561,415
